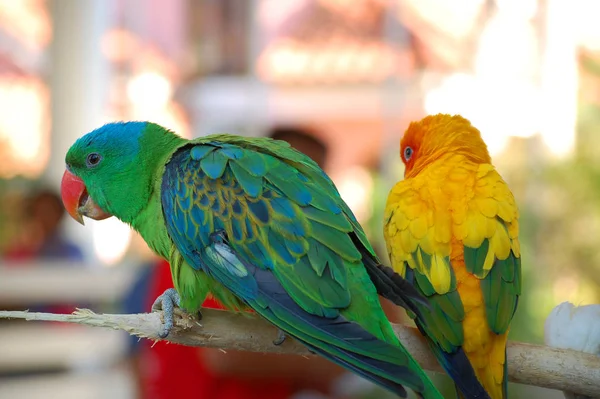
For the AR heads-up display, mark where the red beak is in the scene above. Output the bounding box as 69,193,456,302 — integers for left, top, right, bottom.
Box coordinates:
60,169,112,225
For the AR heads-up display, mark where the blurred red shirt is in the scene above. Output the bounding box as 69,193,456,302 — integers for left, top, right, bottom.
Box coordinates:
138,260,292,399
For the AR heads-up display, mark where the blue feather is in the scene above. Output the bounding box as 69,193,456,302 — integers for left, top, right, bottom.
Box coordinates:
267,170,312,205
173,212,185,234
244,217,255,240
179,195,191,210
231,199,243,215
211,198,221,212
190,206,204,226
230,161,263,197
74,121,146,155
268,230,295,264
200,151,228,179
285,238,306,256
219,145,244,159
270,196,296,219
197,215,212,247
276,220,307,238
309,190,342,214
185,218,196,240
244,240,274,269
248,200,270,223
231,218,244,241
176,177,187,198
213,217,225,232
190,145,216,160
198,194,210,207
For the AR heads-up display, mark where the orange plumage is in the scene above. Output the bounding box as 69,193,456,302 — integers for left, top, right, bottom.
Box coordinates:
384,114,522,399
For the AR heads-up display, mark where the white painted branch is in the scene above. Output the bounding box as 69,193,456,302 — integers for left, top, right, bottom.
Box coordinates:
0,308,598,397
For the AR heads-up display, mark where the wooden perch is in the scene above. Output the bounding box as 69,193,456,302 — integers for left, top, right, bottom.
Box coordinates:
0,308,598,397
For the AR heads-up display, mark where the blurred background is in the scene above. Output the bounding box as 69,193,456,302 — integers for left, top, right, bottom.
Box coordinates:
0,0,598,398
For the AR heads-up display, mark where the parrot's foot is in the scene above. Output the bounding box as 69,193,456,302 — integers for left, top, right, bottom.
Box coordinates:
273,329,287,346
151,288,181,339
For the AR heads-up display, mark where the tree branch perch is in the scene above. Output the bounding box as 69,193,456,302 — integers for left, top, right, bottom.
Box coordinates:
0,308,598,397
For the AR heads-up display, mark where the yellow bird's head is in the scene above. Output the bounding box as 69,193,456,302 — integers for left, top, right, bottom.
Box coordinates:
399,114,492,178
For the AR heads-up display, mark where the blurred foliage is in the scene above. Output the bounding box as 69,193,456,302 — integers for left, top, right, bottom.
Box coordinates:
502,97,600,398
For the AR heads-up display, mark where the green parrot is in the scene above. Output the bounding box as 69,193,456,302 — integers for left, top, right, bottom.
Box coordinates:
60,122,443,398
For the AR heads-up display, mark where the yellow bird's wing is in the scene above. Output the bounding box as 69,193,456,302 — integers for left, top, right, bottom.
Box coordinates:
460,164,521,334
384,162,462,352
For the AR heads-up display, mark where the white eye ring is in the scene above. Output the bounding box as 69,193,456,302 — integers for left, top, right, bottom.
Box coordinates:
403,146,413,161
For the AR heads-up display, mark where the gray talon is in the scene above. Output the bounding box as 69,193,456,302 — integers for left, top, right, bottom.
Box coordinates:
273,329,287,346
151,288,181,338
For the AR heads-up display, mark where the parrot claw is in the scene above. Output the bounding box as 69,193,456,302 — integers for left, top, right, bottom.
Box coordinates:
151,288,181,339
273,329,287,346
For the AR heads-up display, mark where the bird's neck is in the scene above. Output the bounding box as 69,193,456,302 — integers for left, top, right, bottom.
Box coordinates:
129,135,188,259
408,152,476,178
131,186,173,260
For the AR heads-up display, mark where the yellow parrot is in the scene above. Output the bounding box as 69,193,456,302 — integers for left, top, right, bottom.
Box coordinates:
383,114,522,399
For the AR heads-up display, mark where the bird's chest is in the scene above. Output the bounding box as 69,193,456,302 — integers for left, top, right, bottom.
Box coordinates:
131,193,176,261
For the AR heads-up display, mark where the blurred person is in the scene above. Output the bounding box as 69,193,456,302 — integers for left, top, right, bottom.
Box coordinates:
130,126,351,399
30,189,84,260
268,126,328,168
4,188,83,262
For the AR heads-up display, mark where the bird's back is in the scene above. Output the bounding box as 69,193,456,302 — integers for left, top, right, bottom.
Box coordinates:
384,154,521,399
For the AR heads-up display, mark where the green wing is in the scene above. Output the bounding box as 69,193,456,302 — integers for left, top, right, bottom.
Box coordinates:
162,136,395,338
160,137,443,398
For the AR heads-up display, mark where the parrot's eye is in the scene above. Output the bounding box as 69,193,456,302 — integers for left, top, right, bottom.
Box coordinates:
86,152,102,168
403,146,413,161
